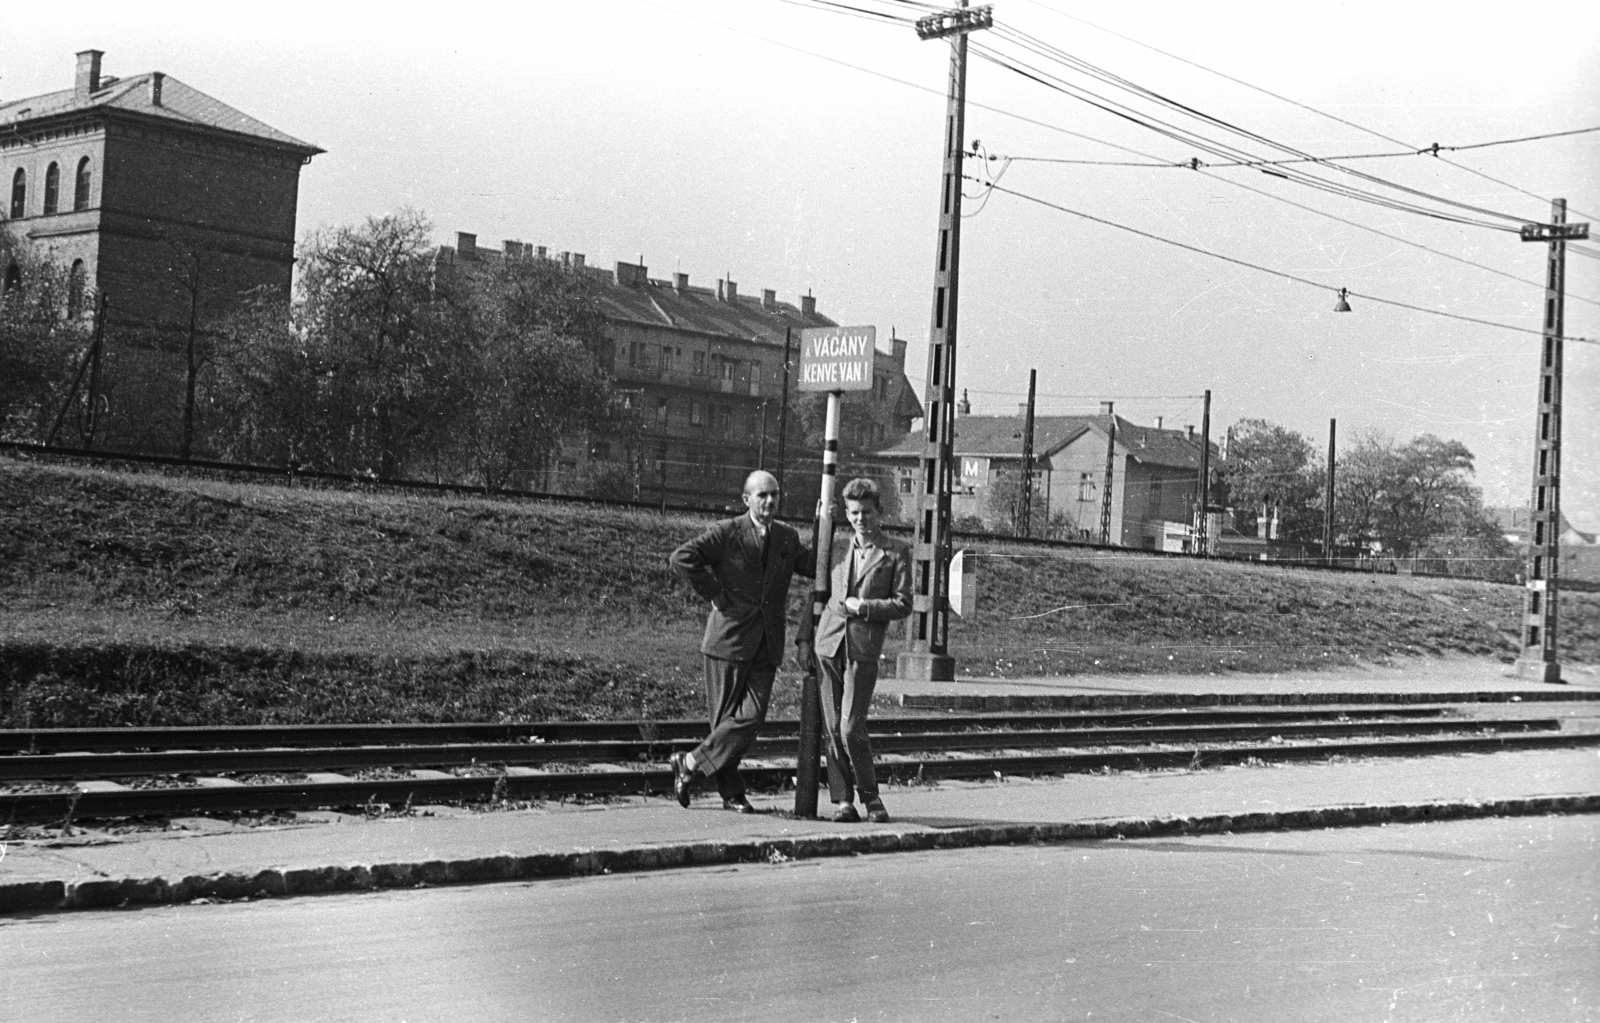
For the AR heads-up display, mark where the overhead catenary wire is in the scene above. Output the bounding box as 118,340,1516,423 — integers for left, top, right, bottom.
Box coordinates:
1021,1,1600,223
970,176,1600,346
968,40,1522,233
1002,125,1600,170
976,147,1600,309
977,25,1537,231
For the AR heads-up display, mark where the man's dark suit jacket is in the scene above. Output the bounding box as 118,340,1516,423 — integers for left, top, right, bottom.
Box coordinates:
670,515,816,666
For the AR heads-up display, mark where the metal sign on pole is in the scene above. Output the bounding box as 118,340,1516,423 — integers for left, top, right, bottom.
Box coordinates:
793,326,876,816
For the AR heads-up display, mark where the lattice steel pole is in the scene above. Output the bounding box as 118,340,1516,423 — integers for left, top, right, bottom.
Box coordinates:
1514,201,1587,684
898,2,992,683
1018,368,1036,537
1099,406,1117,546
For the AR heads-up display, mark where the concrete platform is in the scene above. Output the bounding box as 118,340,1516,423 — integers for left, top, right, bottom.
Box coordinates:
3,745,1596,916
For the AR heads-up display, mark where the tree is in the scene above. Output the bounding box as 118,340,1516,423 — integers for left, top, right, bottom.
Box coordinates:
1218,419,1324,543
0,243,91,444
458,254,633,489
1336,432,1509,575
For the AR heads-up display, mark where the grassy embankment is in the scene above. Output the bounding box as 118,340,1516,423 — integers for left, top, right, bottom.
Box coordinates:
2,458,1594,727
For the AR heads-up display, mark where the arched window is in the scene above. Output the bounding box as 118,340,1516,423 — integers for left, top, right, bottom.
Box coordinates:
67,260,87,318
74,157,92,210
9,169,24,219
43,163,60,214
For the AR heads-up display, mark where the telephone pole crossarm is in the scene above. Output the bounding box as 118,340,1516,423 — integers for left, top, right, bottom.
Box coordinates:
915,5,993,40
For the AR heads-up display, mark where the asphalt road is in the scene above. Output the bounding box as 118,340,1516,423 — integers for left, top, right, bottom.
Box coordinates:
3,816,1595,1023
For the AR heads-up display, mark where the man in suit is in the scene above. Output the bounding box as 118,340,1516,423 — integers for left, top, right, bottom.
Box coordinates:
814,477,912,823
668,469,815,813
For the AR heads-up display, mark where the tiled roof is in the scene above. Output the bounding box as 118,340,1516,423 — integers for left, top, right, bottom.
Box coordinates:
437,244,843,349
0,74,322,153
873,413,1210,469
597,279,834,344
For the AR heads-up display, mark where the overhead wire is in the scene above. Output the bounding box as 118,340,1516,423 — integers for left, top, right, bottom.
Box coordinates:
982,24,1536,230
1004,125,1600,170
968,37,1521,233
970,176,1600,346
975,145,1600,309
1020,1,1600,223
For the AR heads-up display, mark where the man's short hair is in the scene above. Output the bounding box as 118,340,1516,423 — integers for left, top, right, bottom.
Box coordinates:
842,477,881,509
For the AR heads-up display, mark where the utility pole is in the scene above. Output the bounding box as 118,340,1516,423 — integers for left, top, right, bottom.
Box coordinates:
898,2,992,683
1514,200,1587,684
1099,404,1117,546
1323,419,1337,566
777,327,792,515
1195,389,1211,556
1018,368,1037,537
757,399,769,470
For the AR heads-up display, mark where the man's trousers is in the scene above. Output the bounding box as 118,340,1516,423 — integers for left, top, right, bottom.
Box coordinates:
692,651,777,801
818,650,879,805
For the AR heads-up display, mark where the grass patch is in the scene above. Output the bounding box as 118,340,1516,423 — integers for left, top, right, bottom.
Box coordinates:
2,456,1594,726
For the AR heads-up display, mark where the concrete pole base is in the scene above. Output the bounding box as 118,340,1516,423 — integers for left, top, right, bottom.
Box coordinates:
897,651,956,682
1511,657,1564,684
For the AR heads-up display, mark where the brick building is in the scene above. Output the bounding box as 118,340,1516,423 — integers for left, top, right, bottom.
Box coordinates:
434,233,922,510
867,402,1215,547
1,50,321,451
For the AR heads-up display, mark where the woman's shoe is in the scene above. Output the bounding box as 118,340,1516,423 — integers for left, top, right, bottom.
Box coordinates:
831,802,860,823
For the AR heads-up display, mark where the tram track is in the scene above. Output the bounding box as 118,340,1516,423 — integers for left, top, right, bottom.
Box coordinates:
3,705,1596,824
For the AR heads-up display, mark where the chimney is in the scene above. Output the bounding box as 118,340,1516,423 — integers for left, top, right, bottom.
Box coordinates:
716,279,725,301
723,278,738,303
891,328,907,366
504,240,522,257
1155,416,1163,430
76,50,104,98
1100,401,1114,416
1186,425,1195,441
800,292,816,318
615,260,647,286
674,272,689,294
535,245,548,259
572,253,585,269
559,251,571,266
456,232,477,257
761,288,777,311
148,71,164,107
957,389,971,416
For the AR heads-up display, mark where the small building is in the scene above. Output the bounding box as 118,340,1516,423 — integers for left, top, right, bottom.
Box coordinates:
865,402,1216,547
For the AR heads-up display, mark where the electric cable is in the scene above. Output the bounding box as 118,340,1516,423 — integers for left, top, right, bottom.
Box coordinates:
981,26,1538,230
971,176,1600,346
969,38,1521,232
1017,1,1599,222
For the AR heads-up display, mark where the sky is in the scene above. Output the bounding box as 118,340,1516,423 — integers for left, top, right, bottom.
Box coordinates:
5,0,1598,527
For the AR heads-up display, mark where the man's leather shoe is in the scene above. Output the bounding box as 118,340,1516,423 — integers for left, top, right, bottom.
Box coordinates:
865,799,890,824
670,752,694,808
831,803,860,823
722,797,758,814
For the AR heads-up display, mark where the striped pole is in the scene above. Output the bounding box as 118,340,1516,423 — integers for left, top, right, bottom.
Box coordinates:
794,390,841,817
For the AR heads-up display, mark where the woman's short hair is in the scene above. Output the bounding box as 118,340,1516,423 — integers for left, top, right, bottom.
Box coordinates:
841,477,881,509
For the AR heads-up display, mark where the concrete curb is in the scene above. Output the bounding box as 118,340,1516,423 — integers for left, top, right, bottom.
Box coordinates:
900,690,1600,711
3,794,1596,916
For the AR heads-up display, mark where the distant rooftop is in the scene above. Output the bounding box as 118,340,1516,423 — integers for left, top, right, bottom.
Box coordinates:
874,412,1213,469
436,233,864,351
0,50,322,155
